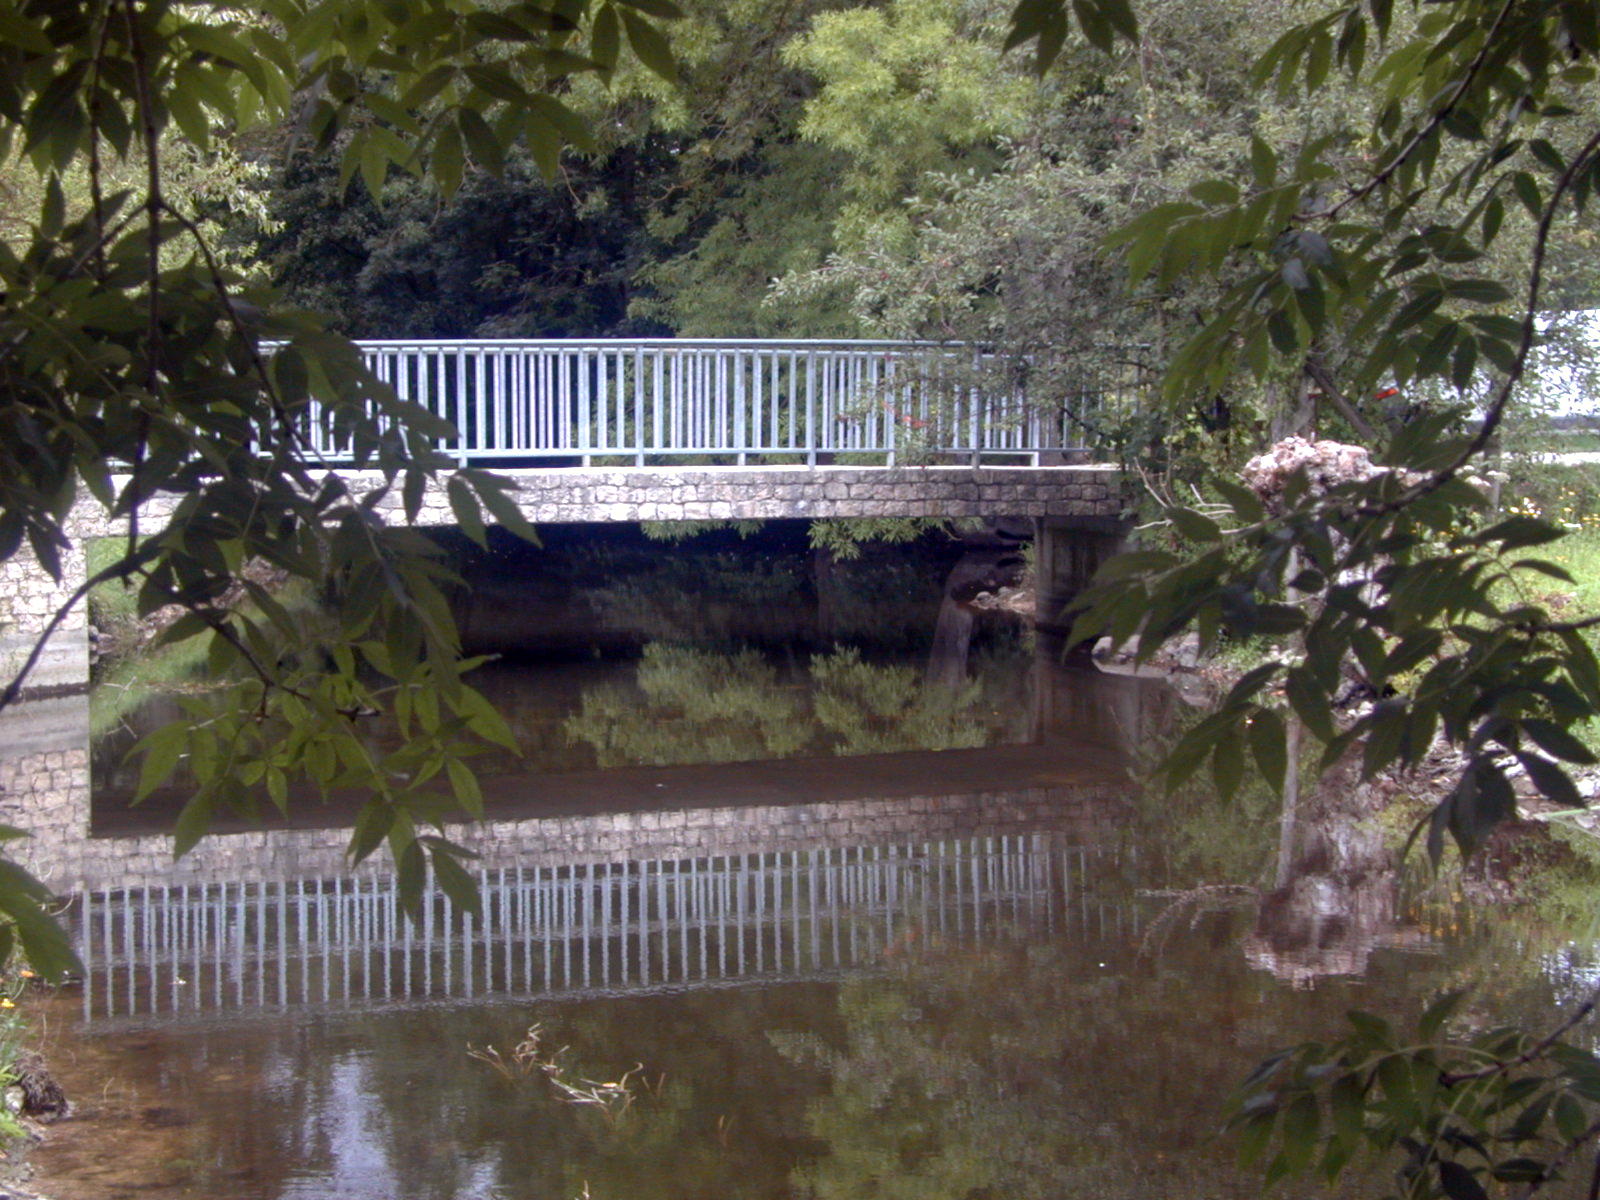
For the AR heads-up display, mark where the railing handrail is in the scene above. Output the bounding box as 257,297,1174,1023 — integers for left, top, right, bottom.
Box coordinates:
347,336,975,350
292,336,1141,466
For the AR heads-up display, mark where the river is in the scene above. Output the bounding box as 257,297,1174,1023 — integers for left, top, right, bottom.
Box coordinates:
1,522,1593,1199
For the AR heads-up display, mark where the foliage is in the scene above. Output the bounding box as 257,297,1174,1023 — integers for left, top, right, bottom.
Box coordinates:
0,978,32,1144
991,0,1600,1191
561,641,1025,768
1504,463,1600,536
807,517,969,561
1229,992,1600,1199
0,0,687,972
994,0,1600,869
255,141,672,338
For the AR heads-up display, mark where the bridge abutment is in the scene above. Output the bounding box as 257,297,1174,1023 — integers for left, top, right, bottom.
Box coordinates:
0,540,89,694
1033,514,1130,651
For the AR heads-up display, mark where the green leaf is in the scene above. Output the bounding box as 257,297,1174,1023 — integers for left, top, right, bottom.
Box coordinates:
431,847,483,917
172,792,214,859
1249,707,1288,794
0,864,80,981
1346,1009,1392,1045
1280,1094,1320,1174
1189,179,1240,207
1211,731,1245,801
1517,753,1582,808
1437,1161,1490,1200
1250,136,1278,188
350,800,394,864
1213,478,1266,523
1417,990,1466,1041
430,121,465,200
1286,667,1334,740
457,108,504,175
620,9,676,81
1234,1109,1276,1166
396,837,426,917
1474,515,1564,551
1166,506,1223,543
447,476,487,547
134,725,187,801
1521,719,1597,765
591,3,620,71
447,758,484,818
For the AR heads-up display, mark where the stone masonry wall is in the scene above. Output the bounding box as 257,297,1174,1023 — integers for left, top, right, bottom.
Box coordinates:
7,768,1122,895
63,464,1125,536
0,540,89,691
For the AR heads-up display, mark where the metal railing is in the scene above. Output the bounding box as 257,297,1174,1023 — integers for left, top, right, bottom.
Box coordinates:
73,835,1137,1023
303,338,1123,467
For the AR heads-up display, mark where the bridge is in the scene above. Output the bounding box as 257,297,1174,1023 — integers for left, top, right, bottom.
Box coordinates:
0,337,1136,692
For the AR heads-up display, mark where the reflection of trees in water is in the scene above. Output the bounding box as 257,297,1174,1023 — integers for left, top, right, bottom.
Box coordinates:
771,928,1482,1200
586,551,816,647
562,642,1032,769
565,644,811,768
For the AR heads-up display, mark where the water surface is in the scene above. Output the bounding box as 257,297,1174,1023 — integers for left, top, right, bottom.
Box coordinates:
13,526,1593,1199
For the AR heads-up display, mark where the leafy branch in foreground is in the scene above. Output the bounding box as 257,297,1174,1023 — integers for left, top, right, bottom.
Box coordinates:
1009,0,1600,858
1072,428,1599,863
0,0,697,972
1229,990,1600,1199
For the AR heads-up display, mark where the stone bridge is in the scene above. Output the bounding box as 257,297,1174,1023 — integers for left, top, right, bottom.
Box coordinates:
0,337,1143,690
1,462,1129,695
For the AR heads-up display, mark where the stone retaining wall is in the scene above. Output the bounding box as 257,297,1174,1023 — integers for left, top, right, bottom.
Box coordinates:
61,464,1124,535
0,541,89,692
3,743,1121,893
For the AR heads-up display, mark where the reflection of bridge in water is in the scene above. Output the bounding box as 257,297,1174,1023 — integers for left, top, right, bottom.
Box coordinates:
0,665,1164,1026
75,834,1134,1027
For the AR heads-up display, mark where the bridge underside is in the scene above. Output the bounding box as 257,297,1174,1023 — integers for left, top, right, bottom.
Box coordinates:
1,463,1129,695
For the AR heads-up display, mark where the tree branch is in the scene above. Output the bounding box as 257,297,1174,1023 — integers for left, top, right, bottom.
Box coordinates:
1304,353,1377,442
1356,128,1600,519
1314,0,1519,223
1440,989,1598,1087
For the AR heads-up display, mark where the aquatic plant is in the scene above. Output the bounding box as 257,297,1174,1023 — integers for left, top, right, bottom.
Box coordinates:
468,1023,646,1127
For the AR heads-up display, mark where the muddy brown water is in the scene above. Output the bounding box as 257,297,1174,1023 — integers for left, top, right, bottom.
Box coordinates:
10,528,1596,1199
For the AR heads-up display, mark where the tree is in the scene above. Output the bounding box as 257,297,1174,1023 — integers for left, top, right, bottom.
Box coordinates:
998,0,1600,857
998,0,1600,1193
0,0,685,977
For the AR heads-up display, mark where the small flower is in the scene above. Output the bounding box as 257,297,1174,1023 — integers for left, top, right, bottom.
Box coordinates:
2,999,17,1009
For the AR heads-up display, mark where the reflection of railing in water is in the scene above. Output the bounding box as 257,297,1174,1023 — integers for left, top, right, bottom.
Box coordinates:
76,835,1135,1023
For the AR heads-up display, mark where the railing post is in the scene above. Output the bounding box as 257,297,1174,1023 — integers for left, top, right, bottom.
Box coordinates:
634,346,646,468
733,349,746,465
805,348,817,467
453,347,469,467
969,346,981,468
880,350,896,467
578,346,592,467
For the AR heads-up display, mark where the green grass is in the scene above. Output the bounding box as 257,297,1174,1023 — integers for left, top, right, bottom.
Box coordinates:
86,538,320,740
1530,526,1600,612
1506,430,1600,454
